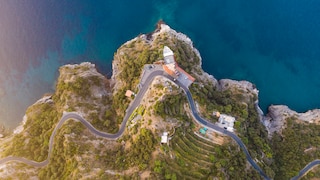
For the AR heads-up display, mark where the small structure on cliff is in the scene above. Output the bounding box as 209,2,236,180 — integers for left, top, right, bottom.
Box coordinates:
162,46,195,87
161,132,169,144
125,90,135,97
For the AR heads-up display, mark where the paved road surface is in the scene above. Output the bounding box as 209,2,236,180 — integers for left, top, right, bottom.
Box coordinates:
0,69,164,167
291,159,320,180
0,67,314,179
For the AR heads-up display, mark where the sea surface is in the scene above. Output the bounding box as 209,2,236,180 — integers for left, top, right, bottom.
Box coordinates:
1,0,320,129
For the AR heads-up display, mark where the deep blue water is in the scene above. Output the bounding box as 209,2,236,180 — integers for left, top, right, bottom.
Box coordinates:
0,0,320,128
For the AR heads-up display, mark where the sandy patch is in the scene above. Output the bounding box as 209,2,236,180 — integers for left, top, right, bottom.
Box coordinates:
140,170,151,179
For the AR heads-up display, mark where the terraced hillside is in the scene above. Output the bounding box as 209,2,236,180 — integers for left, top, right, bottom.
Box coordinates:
154,127,262,179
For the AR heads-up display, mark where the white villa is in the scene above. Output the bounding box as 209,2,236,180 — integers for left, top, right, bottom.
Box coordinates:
161,132,169,144
218,114,235,132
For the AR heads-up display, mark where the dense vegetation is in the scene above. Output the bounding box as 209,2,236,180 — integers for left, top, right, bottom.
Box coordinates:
53,65,118,133
272,117,320,179
126,128,156,169
3,101,60,162
190,78,320,179
171,38,201,75
154,92,188,120
38,121,85,179
112,39,163,120
189,82,274,178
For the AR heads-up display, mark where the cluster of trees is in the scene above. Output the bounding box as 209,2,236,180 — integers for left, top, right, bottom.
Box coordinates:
189,82,274,177
190,83,249,120
3,102,60,162
107,128,156,171
171,39,200,74
55,66,121,134
38,121,85,179
126,128,156,170
87,108,118,134
271,117,320,179
54,76,91,102
153,93,187,120
241,103,274,177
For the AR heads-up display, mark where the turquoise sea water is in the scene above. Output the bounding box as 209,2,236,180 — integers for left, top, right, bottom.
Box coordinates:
0,0,320,128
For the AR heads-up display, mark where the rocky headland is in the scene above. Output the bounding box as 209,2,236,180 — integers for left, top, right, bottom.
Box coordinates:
0,22,320,179
263,105,320,138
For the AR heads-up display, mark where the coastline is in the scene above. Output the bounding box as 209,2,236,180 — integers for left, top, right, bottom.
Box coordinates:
155,24,320,138
0,22,319,179
4,23,320,139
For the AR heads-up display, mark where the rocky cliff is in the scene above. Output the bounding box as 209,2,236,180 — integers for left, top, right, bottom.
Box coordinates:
263,105,320,137
156,25,320,139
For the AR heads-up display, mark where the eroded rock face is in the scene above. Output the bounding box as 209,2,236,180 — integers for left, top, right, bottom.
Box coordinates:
263,105,296,138
264,105,320,138
218,79,259,105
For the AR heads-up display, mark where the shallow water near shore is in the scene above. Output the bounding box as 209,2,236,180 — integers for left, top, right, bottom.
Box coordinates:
0,0,320,129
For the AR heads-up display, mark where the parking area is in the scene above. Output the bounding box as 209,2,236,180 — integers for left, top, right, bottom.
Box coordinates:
139,64,163,88
177,71,193,87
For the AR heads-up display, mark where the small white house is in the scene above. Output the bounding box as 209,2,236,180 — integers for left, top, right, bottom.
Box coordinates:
161,132,168,144
219,114,235,132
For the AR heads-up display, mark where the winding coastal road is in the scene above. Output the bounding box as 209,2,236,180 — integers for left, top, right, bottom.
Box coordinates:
0,69,165,167
291,160,320,180
0,67,315,179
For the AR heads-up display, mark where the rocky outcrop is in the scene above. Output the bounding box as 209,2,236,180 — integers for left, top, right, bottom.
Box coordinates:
153,23,219,87
57,62,111,119
111,23,219,93
264,105,320,138
218,79,258,103
153,24,202,65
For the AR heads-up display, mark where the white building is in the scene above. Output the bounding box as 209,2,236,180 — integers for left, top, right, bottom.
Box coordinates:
218,114,235,132
161,132,169,144
162,46,195,87
163,46,175,64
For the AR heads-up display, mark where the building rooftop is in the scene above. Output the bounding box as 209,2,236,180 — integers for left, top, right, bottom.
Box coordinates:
164,56,175,64
163,46,174,57
218,114,236,132
161,131,168,143
199,128,208,135
163,65,178,78
219,114,235,123
163,46,175,64
125,90,134,97
162,45,195,87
